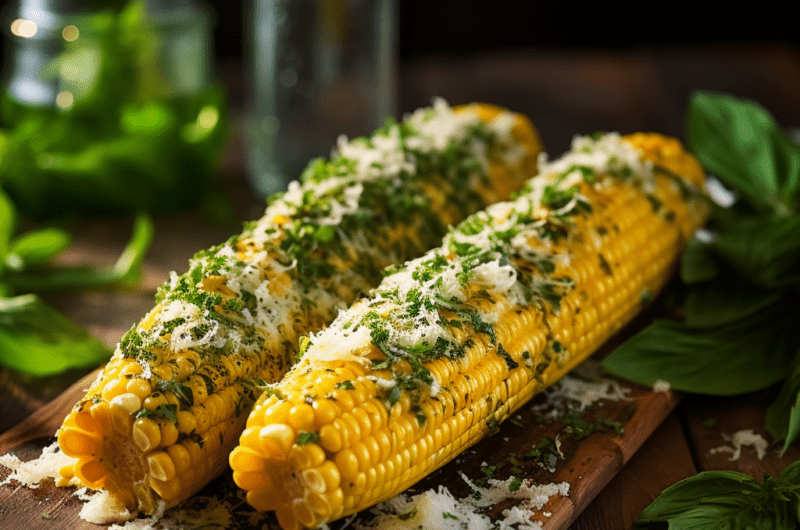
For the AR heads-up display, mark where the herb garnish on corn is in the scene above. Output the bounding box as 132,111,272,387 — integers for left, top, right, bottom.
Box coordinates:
229,132,707,530
55,100,543,515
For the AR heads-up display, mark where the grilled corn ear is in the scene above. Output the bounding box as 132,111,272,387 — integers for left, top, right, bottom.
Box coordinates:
56,100,543,514
230,132,707,529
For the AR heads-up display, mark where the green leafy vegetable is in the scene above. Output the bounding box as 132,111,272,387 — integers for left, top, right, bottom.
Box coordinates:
603,296,797,396
604,90,800,439
135,404,179,424
634,462,800,529
6,227,72,269
685,91,800,215
606,91,800,528
682,215,800,291
765,347,800,456
0,294,111,376
0,190,16,289
2,212,154,293
296,432,321,445
0,0,228,220
0,206,152,375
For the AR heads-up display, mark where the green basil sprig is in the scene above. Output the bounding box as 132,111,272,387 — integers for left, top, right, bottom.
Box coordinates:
634,461,800,529
603,92,800,455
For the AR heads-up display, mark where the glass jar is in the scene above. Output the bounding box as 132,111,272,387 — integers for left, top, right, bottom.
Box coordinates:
247,0,397,198
0,0,228,219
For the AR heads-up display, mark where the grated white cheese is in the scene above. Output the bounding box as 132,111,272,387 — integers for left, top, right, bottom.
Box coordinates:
357,472,569,530
0,442,77,489
694,227,718,244
652,379,671,393
710,429,769,461
101,495,235,530
537,133,654,192
542,376,632,412
79,489,134,524
305,322,374,365
704,175,737,208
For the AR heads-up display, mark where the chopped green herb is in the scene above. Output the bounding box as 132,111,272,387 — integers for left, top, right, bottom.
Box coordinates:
135,404,178,424
154,380,194,407
296,431,320,445
334,380,355,390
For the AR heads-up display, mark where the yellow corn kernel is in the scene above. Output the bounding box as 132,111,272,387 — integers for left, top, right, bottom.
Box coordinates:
288,444,326,470
192,405,211,434
166,443,192,475
125,378,152,400
159,421,179,448
176,410,197,435
288,404,315,433
59,427,101,458
232,470,268,491
147,451,176,482
311,399,337,428
150,476,181,502
101,378,127,401
142,392,168,411
132,417,161,453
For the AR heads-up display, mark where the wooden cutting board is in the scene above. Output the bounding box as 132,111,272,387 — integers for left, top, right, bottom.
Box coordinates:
0,360,679,530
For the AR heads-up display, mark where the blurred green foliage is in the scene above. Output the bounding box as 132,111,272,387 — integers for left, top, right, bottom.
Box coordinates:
0,0,229,220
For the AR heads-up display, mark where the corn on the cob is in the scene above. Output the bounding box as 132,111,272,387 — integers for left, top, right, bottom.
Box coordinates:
229,132,708,530
54,100,542,515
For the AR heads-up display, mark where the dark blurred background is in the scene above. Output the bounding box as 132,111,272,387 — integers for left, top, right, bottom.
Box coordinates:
210,1,798,62
208,1,800,156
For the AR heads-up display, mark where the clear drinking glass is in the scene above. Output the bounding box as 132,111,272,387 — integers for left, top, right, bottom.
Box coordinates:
248,0,397,198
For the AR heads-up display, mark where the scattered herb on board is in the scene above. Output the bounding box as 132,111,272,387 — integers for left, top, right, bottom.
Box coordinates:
601,91,800,527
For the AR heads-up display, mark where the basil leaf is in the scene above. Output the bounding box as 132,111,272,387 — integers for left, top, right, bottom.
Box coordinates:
3,212,153,292
680,238,721,284
708,215,800,289
765,346,800,456
779,460,800,522
684,280,784,328
686,91,800,215
6,227,72,268
602,299,799,396
0,189,16,274
635,471,797,530
0,294,111,376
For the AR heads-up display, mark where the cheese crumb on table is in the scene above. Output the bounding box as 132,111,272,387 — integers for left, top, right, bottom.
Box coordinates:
652,379,671,393
356,472,569,530
709,429,769,461
0,442,77,488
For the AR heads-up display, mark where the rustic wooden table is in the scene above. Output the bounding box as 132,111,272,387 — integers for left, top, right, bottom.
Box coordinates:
2,44,800,529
